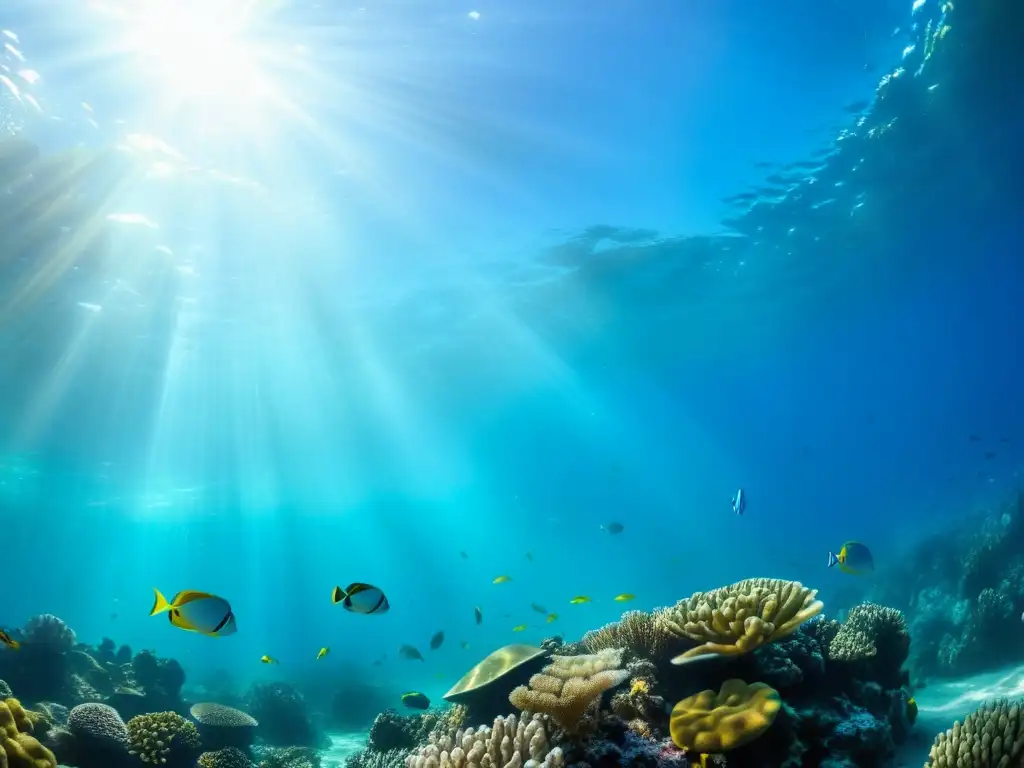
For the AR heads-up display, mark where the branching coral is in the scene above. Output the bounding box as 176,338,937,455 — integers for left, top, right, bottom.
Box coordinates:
580,611,667,659
0,698,57,768
656,578,823,665
126,712,200,764
405,713,563,768
669,678,781,754
926,698,1024,767
829,603,908,662
508,648,628,732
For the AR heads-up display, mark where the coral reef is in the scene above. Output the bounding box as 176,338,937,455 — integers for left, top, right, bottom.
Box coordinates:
508,649,628,732
256,746,320,768
66,703,128,751
126,711,200,766
405,713,563,768
190,703,258,752
657,578,823,665
244,683,323,749
199,747,256,768
925,698,1024,767
581,612,668,660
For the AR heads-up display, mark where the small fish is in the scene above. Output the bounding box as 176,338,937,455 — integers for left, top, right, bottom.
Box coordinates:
332,583,390,614
512,624,527,632
110,612,118,620
0,630,20,651
827,541,875,575
526,552,533,562
460,641,470,649
614,593,636,602
317,647,330,660
150,588,237,636
569,596,591,605
474,606,483,624
430,631,445,650
531,603,547,614
260,655,279,664
906,696,918,724
399,644,424,661
460,551,468,559
546,613,558,623
600,522,624,535
731,488,746,515
372,659,383,667
401,691,430,710
493,575,512,584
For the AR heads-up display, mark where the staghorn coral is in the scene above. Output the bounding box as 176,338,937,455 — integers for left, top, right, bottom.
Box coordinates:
669,678,780,754
199,747,255,768
0,698,57,768
926,698,1024,767
580,611,668,659
126,711,201,765
508,648,628,732
405,712,563,768
656,578,823,665
829,603,909,662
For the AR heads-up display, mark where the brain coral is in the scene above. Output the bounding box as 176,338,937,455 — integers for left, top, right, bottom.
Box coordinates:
67,703,128,750
669,678,781,754
0,698,57,768
926,698,1024,767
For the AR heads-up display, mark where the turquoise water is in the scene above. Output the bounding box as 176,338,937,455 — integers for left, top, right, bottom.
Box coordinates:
0,0,1023,765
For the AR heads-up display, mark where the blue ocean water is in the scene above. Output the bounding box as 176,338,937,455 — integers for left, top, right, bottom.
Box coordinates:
0,0,1022,764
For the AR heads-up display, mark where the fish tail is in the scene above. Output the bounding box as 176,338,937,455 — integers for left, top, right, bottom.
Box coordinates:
150,588,172,616
9,640,19,651
331,585,347,604
827,552,838,568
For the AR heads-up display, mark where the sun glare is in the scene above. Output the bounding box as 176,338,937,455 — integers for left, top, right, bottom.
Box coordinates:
93,0,286,127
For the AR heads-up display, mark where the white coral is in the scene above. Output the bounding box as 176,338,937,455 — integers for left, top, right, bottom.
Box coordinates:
405,713,562,768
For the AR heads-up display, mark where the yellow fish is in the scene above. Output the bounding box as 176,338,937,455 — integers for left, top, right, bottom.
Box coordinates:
150,588,237,637
546,613,558,623
906,696,918,724
614,593,636,602
512,624,527,632
260,655,279,664
0,630,20,651
493,575,512,584
317,647,330,660
569,596,591,605
460,641,470,649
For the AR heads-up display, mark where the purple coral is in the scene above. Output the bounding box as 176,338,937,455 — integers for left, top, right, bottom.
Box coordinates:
23,614,76,653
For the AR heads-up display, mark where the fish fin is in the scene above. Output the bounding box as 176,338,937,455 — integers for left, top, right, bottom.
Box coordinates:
150,588,171,616
172,590,217,606
331,585,346,604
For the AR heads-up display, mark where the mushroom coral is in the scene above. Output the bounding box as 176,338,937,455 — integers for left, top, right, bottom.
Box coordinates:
669,679,781,754
657,578,823,664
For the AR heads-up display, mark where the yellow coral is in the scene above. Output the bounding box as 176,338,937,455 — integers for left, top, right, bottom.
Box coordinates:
828,603,908,662
629,679,649,697
0,700,56,768
926,698,1024,767
657,578,823,664
670,679,780,753
508,648,629,731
